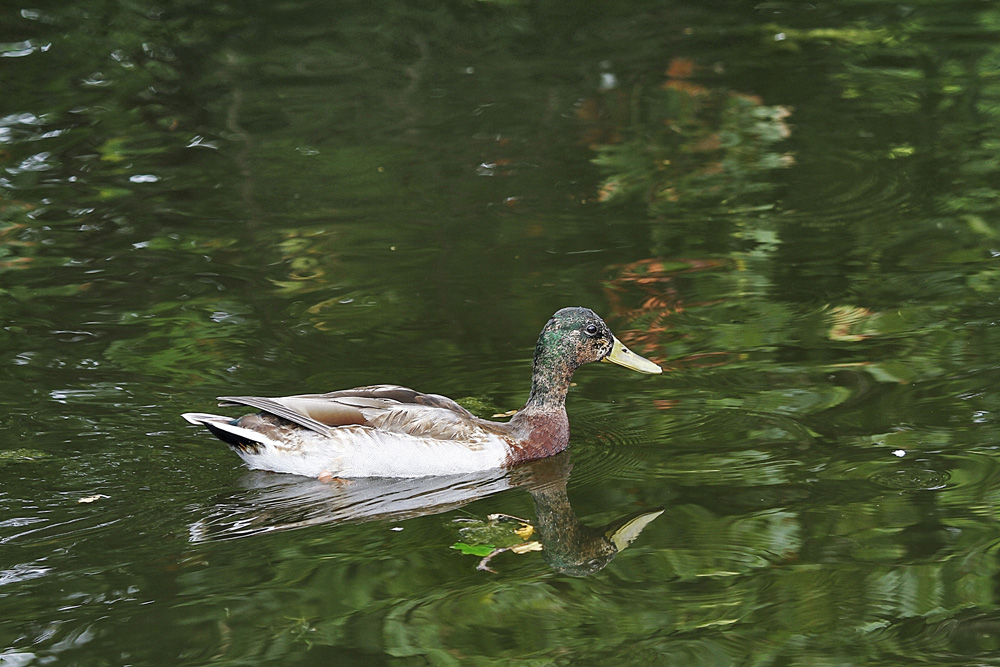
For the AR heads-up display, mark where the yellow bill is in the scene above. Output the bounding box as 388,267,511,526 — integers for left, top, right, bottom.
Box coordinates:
602,336,662,374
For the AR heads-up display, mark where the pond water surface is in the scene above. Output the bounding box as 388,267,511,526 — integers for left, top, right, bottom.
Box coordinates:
2,1,1000,665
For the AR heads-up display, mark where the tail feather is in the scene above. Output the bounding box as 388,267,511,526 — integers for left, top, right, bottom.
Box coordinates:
182,412,268,454
182,412,227,425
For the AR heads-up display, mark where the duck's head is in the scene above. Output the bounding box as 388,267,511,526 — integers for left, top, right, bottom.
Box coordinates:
537,307,662,375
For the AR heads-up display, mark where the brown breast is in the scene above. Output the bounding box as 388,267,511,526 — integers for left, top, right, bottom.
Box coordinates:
502,410,570,465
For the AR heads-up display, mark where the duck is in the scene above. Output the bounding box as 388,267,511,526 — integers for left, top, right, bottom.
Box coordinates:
181,307,661,479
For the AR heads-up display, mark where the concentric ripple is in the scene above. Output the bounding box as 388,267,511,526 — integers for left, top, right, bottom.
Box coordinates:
820,450,1000,494
790,150,912,225
868,466,951,491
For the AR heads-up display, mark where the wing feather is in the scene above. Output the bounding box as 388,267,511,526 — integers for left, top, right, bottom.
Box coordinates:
218,385,486,441
311,385,476,418
217,396,335,435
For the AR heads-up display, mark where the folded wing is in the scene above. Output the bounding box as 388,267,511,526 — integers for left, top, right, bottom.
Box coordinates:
217,384,482,440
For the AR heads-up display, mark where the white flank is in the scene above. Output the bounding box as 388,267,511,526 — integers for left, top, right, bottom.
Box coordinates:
183,413,510,479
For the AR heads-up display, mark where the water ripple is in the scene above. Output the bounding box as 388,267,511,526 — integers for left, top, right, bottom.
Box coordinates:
791,150,911,224
819,450,1000,494
869,467,950,491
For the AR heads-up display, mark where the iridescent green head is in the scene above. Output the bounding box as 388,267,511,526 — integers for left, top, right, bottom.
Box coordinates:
533,307,662,380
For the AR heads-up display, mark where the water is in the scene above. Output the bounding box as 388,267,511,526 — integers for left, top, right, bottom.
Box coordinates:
2,1,1000,664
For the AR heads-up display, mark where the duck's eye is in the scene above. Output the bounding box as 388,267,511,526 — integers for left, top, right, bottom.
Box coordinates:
585,323,599,336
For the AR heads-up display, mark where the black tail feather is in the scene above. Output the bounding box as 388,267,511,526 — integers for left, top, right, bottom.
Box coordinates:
204,421,264,454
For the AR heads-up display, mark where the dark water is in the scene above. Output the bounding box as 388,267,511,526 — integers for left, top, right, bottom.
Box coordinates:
2,1,999,664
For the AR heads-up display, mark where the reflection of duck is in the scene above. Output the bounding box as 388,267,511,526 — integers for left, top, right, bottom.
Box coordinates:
486,453,663,576
189,468,514,542
537,497,662,577
191,452,661,577
182,307,660,478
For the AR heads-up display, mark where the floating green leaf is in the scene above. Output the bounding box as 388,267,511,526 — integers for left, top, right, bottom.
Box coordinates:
450,542,495,557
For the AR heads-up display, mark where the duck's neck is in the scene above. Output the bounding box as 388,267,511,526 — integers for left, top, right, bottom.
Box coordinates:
506,336,576,459
523,331,578,413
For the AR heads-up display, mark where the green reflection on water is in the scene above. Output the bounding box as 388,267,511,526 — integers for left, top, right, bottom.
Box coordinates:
1,0,1000,665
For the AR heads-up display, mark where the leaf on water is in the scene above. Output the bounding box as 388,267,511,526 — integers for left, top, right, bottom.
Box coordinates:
451,542,496,557
509,541,543,555
513,524,534,540
453,515,541,569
